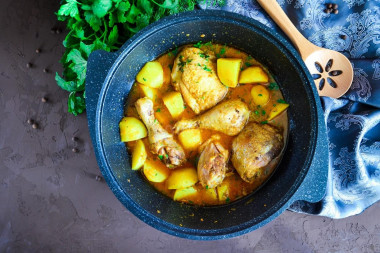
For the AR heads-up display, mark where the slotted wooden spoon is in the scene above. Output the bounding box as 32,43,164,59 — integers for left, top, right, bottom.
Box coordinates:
257,0,353,98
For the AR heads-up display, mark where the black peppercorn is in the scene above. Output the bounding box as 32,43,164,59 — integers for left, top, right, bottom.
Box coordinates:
32,123,38,129
340,34,347,40
55,28,62,34
95,175,102,181
327,3,332,8
72,148,79,153
41,97,47,103
35,49,41,54
333,9,339,14
50,28,56,34
43,68,48,73
27,119,33,124
332,4,338,9
72,136,78,142
26,63,32,68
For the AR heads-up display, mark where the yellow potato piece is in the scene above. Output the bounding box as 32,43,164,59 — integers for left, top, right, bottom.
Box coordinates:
251,85,270,106
217,58,242,87
162,91,185,118
136,61,164,88
217,183,229,202
131,140,147,170
268,103,289,121
239,66,269,84
173,186,198,200
167,167,198,189
178,129,202,151
119,117,147,142
143,159,170,183
204,188,218,201
139,84,159,102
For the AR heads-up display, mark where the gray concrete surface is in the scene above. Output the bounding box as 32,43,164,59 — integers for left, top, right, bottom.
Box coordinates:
0,0,379,252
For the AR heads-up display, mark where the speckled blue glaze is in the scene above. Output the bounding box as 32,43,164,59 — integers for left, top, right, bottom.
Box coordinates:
85,10,329,240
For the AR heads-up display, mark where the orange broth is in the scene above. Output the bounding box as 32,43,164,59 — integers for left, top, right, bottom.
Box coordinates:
124,43,288,206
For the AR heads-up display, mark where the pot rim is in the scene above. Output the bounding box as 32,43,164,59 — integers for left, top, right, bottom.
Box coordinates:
93,10,320,240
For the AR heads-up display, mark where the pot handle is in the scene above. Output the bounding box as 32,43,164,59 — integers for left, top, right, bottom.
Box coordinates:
290,117,329,204
86,50,118,141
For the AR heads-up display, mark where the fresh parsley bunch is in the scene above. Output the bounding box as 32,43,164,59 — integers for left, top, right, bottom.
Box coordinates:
56,0,225,116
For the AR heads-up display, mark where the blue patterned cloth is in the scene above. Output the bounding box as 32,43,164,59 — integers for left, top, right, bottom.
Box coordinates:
200,0,380,218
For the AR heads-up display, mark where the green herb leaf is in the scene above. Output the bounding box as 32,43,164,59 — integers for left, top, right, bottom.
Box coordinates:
108,25,119,45
58,0,79,19
277,99,287,104
92,0,113,18
55,73,77,92
68,92,86,116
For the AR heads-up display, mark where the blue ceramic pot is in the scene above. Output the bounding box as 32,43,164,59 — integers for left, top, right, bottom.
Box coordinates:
86,10,329,240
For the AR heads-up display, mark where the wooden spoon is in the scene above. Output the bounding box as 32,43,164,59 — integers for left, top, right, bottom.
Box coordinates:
257,0,353,98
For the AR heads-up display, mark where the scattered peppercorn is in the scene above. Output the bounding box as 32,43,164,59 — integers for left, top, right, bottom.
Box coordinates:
26,63,32,68
72,148,79,153
327,3,332,8
72,136,78,142
35,49,41,54
43,68,48,73
340,34,347,40
41,97,47,103
27,119,33,124
332,4,338,9
333,9,339,14
32,123,38,129
50,28,56,34
55,28,62,34
95,175,102,181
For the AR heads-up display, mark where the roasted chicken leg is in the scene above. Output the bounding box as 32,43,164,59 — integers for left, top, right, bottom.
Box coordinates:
135,97,186,168
174,99,250,136
171,47,228,114
231,122,284,183
197,135,229,188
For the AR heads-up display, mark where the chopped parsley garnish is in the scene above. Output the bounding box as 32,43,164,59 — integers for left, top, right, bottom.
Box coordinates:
143,77,147,81
156,108,161,112
261,110,266,115
245,62,252,67
258,94,262,96
203,41,212,47
202,65,211,72
205,185,209,189
254,110,259,115
277,99,287,104
216,47,226,58
168,47,178,57
199,53,210,60
247,55,253,60
226,197,230,203
158,155,164,160
193,41,203,48
268,83,279,90
261,120,268,124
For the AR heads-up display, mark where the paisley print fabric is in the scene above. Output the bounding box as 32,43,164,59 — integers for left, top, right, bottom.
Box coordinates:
201,0,380,218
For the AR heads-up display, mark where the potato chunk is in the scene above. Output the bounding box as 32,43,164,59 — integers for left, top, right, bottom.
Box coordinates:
251,85,270,106
204,188,218,201
167,167,198,189
139,84,159,102
178,129,202,151
217,182,229,202
217,58,242,87
239,66,269,84
119,117,147,142
162,91,185,118
268,102,289,121
136,61,164,88
143,159,170,182
131,140,147,170
173,186,198,200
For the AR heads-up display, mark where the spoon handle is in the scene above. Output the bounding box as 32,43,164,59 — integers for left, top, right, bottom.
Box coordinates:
256,0,315,58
